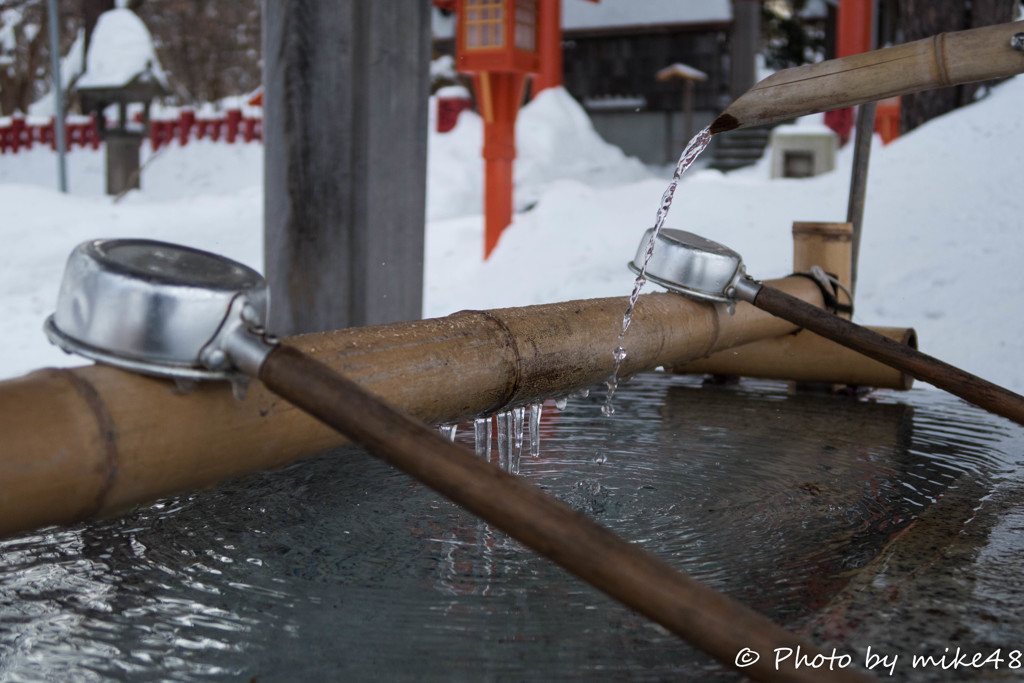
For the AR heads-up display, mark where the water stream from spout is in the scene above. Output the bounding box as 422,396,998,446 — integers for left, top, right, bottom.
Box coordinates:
602,125,713,416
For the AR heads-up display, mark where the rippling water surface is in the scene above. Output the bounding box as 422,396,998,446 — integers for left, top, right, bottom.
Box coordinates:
2,374,1022,681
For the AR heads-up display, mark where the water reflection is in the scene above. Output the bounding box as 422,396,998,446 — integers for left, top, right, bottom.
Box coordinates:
1,374,1020,681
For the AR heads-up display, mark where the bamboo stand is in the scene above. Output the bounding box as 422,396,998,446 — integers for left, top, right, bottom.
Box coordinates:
0,280,824,539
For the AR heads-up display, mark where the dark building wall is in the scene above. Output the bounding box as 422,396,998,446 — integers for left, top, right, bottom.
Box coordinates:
561,28,729,111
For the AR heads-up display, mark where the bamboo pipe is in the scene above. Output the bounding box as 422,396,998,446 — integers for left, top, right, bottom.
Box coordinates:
748,284,1024,426
711,20,1024,133
792,221,853,299
675,326,916,390
261,345,871,683
0,278,823,539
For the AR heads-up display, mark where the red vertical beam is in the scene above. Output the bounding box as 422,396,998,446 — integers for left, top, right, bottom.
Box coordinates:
826,0,875,144
479,71,527,258
533,0,562,95
836,0,873,57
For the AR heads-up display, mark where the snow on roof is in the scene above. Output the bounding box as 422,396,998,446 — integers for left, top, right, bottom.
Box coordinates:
562,0,732,32
655,63,709,82
75,9,168,91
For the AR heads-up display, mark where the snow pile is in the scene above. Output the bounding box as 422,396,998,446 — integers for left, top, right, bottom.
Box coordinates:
562,0,732,30
75,9,168,91
426,86,649,220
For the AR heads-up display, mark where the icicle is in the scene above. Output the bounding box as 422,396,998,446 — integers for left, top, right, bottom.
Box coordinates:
572,387,590,399
496,411,509,472
528,403,542,457
230,376,250,402
473,417,492,459
554,396,569,411
512,406,525,453
726,301,737,316
438,423,457,441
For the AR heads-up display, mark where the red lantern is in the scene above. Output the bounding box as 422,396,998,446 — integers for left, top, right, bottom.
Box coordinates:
456,0,540,74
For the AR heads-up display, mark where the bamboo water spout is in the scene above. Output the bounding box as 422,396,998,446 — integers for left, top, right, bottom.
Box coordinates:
711,20,1024,134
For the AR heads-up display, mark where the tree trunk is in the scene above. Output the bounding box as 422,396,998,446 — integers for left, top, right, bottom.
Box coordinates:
899,0,1018,133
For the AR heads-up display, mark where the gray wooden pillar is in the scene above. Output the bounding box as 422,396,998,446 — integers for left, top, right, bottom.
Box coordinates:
263,1,431,335
730,0,761,99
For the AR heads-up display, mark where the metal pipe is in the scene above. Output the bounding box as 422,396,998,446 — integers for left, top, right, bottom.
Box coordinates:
711,20,1024,133
46,0,67,193
847,102,876,296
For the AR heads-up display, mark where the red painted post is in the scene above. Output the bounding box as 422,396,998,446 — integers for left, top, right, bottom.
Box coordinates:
477,71,527,258
44,118,56,150
209,117,222,142
243,116,256,143
826,0,874,145
436,91,473,132
89,115,101,150
10,115,23,154
180,109,195,146
149,120,162,151
226,108,242,143
533,0,561,95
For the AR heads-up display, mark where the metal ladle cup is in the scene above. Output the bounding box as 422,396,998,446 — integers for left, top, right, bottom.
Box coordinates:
631,228,1024,426
44,238,840,683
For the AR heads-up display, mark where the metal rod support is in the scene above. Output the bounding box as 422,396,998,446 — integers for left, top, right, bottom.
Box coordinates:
847,101,876,296
47,0,67,193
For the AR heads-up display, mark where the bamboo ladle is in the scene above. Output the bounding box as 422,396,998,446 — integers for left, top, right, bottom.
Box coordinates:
44,239,870,683
631,228,1024,426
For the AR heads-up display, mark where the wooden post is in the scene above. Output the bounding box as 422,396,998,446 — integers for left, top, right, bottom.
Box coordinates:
263,1,431,334
729,0,761,99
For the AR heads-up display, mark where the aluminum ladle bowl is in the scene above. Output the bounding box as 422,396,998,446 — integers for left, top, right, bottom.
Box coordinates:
45,239,270,380
628,228,758,303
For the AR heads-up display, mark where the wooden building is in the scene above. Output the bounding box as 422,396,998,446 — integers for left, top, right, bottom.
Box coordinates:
433,0,765,165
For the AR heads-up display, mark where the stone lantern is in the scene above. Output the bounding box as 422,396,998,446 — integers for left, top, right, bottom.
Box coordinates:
74,9,169,195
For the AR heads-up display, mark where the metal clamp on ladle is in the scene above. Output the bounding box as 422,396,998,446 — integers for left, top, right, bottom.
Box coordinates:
631,228,1024,427
44,238,860,683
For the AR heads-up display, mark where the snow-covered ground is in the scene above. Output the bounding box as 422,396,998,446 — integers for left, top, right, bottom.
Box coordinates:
2,79,1022,396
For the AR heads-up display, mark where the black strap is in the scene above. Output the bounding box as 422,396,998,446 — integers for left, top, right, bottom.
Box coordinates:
789,271,854,316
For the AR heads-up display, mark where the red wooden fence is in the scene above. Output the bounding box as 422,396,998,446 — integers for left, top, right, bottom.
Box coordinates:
0,108,263,155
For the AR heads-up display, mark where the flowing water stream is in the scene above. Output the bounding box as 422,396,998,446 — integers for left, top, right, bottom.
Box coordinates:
603,126,713,416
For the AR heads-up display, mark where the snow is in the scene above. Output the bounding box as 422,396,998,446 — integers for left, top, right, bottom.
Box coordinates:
2,77,1024,399
75,9,168,91
655,63,709,82
562,0,732,31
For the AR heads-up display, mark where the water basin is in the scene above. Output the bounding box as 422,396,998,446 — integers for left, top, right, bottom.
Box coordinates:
2,372,1023,681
